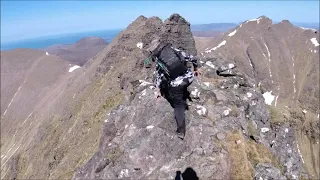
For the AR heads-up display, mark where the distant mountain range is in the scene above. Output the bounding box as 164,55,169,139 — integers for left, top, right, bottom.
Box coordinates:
43,37,108,66
1,29,120,50
191,23,238,31
191,22,319,37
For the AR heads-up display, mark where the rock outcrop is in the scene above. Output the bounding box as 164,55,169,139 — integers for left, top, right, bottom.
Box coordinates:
73,55,309,179
96,14,197,76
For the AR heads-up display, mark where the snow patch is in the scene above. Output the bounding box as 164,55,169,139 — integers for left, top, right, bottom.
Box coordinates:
205,40,226,53
215,40,226,49
147,155,154,159
264,43,271,62
146,125,154,129
292,57,296,95
246,17,262,24
223,109,230,116
196,105,206,116
205,61,215,69
310,38,319,47
247,56,253,68
139,80,153,86
228,63,235,69
300,27,317,32
264,42,273,84
1,146,20,168
274,95,279,107
204,82,210,87
2,83,24,117
45,52,49,56
302,109,307,114
261,128,270,133
141,89,147,96
68,65,80,72
262,91,275,105
228,29,237,37
247,92,252,98
137,42,143,49
200,60,204,64
191,88,199,97
119,169,129,178
149,86,155,89
22,111,34,125
285,128,289,133
296,143,305,164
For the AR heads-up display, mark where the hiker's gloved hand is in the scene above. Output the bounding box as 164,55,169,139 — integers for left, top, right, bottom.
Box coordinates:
194,70,200,77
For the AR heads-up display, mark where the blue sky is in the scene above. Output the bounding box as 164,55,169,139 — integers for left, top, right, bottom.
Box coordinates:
1,1,319,43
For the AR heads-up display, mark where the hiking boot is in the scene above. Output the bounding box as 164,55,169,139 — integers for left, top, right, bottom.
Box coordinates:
176,130,185,140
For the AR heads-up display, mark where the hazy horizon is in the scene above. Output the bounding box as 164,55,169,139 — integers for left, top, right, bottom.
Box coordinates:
1,1,319,43
1,19,319,51
1,20,319,45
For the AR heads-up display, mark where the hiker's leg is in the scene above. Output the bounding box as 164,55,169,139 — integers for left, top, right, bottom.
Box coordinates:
180,79,192,108
160,86,174,108
174,106,186,134
172,86,187,134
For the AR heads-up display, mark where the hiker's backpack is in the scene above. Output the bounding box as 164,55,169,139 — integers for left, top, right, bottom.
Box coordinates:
155,44,188,79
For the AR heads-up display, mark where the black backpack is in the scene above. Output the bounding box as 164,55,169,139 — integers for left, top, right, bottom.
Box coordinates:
154,44,188,79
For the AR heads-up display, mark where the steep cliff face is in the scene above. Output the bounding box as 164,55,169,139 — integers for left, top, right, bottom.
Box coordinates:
196,16,319,113
195,16,320,179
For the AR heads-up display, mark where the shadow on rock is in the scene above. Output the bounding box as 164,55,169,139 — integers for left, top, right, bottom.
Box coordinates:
175,167,199,180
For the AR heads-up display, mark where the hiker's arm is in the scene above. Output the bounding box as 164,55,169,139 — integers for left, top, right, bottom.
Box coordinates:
175,49,198,70
188,55,198,71
185,54,199,76
184,53,198,71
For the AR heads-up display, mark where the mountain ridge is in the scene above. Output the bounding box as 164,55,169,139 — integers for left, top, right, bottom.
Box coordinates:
43,36,108,66
1,14,319,179
196,15,319,178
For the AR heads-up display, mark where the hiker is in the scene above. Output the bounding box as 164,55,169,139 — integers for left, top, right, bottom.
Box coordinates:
145,39,198,140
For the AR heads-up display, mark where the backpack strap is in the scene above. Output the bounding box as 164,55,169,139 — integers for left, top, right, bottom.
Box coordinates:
155,56,171,78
